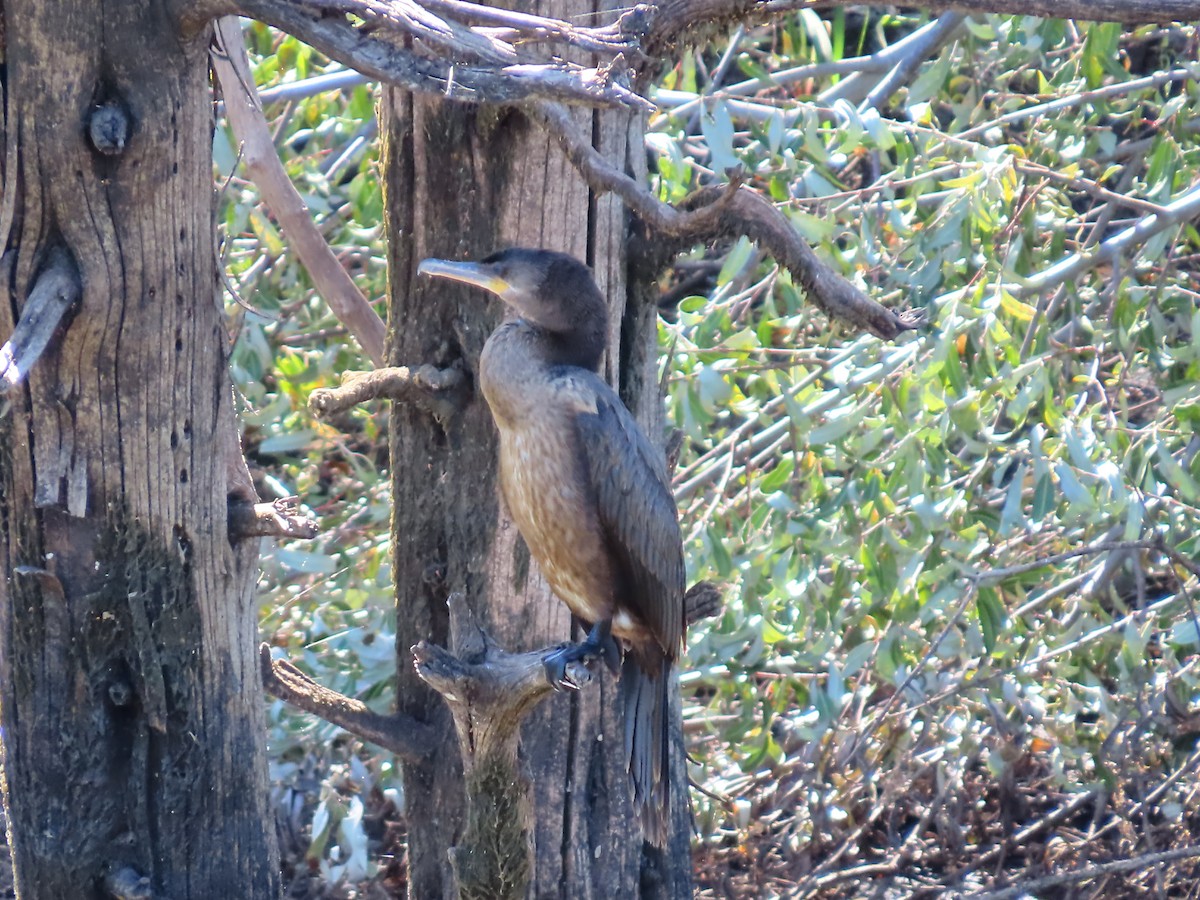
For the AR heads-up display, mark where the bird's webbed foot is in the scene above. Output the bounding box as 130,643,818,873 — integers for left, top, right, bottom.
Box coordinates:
543,620,621,691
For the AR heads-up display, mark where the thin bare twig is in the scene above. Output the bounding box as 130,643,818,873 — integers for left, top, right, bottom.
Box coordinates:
420,0,648,54
1016,161,1168,218
230,0,652,110
213,18,389,364
965,540,1160,583
961,68,1200,140
957,844,1200,899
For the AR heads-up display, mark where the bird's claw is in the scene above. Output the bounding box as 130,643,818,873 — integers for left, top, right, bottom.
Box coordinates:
542,621,621,691
543,644,594,691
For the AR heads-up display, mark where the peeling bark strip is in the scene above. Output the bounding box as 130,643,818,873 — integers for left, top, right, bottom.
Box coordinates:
0,3,279,897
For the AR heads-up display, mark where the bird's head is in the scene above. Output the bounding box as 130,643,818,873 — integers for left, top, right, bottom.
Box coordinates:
418,248,607,342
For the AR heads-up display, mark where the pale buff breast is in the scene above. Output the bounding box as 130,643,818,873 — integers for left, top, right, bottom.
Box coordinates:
498,421,615,625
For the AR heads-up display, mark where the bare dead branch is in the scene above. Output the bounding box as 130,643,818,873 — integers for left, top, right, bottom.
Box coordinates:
299,0,520,67
422,0,650,54
227,497,319,540
856,12,966,112
0,246,80,393
875,0,1200,24
308,363,467,422
1019,177,1200,296
648,0,1200,60
230,0,652,110
531,101,919,339
412,582,716,896
260,643,438,762
212,18,388,365
411,597,586,759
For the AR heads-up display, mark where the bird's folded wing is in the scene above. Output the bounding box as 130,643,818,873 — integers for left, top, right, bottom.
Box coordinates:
564,371,685,656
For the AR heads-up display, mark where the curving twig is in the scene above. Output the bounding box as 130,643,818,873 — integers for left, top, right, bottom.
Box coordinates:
531,101,921,340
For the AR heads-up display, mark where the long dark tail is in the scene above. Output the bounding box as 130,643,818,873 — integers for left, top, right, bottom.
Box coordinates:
620,653,671,846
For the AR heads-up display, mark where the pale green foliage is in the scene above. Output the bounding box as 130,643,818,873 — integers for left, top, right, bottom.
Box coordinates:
655,13,1200,870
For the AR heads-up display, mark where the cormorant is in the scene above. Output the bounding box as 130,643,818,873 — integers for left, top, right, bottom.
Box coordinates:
418,248,685,846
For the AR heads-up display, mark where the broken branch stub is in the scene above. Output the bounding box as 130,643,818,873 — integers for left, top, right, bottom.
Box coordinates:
411,594,587,900
0,246,81,394
308,363,467,423
259,643,439,762
412,585,723,897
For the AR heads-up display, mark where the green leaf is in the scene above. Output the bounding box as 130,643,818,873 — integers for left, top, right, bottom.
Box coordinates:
717,236,755,286
701,100,740,176
999,463,1028,534
760,458,794,493
907,50,954,107
1031,473,1055,520
1175,399,1200,432
975,588,1004,654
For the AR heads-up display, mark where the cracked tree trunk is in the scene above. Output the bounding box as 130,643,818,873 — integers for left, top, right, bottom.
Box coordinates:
0,2,279,897
381,3,691,898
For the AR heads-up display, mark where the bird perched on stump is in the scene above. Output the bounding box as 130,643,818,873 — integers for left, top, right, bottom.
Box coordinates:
418,248,685,846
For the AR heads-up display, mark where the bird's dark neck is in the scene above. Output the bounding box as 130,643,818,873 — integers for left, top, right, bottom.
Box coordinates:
538,316,606,372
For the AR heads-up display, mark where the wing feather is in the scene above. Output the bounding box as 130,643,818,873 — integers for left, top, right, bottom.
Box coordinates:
561,370,685,656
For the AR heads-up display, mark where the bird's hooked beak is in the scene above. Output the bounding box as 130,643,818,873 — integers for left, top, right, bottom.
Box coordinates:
417,258,509,299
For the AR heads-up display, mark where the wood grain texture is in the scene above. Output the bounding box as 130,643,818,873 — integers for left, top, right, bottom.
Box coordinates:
0,2,279,896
